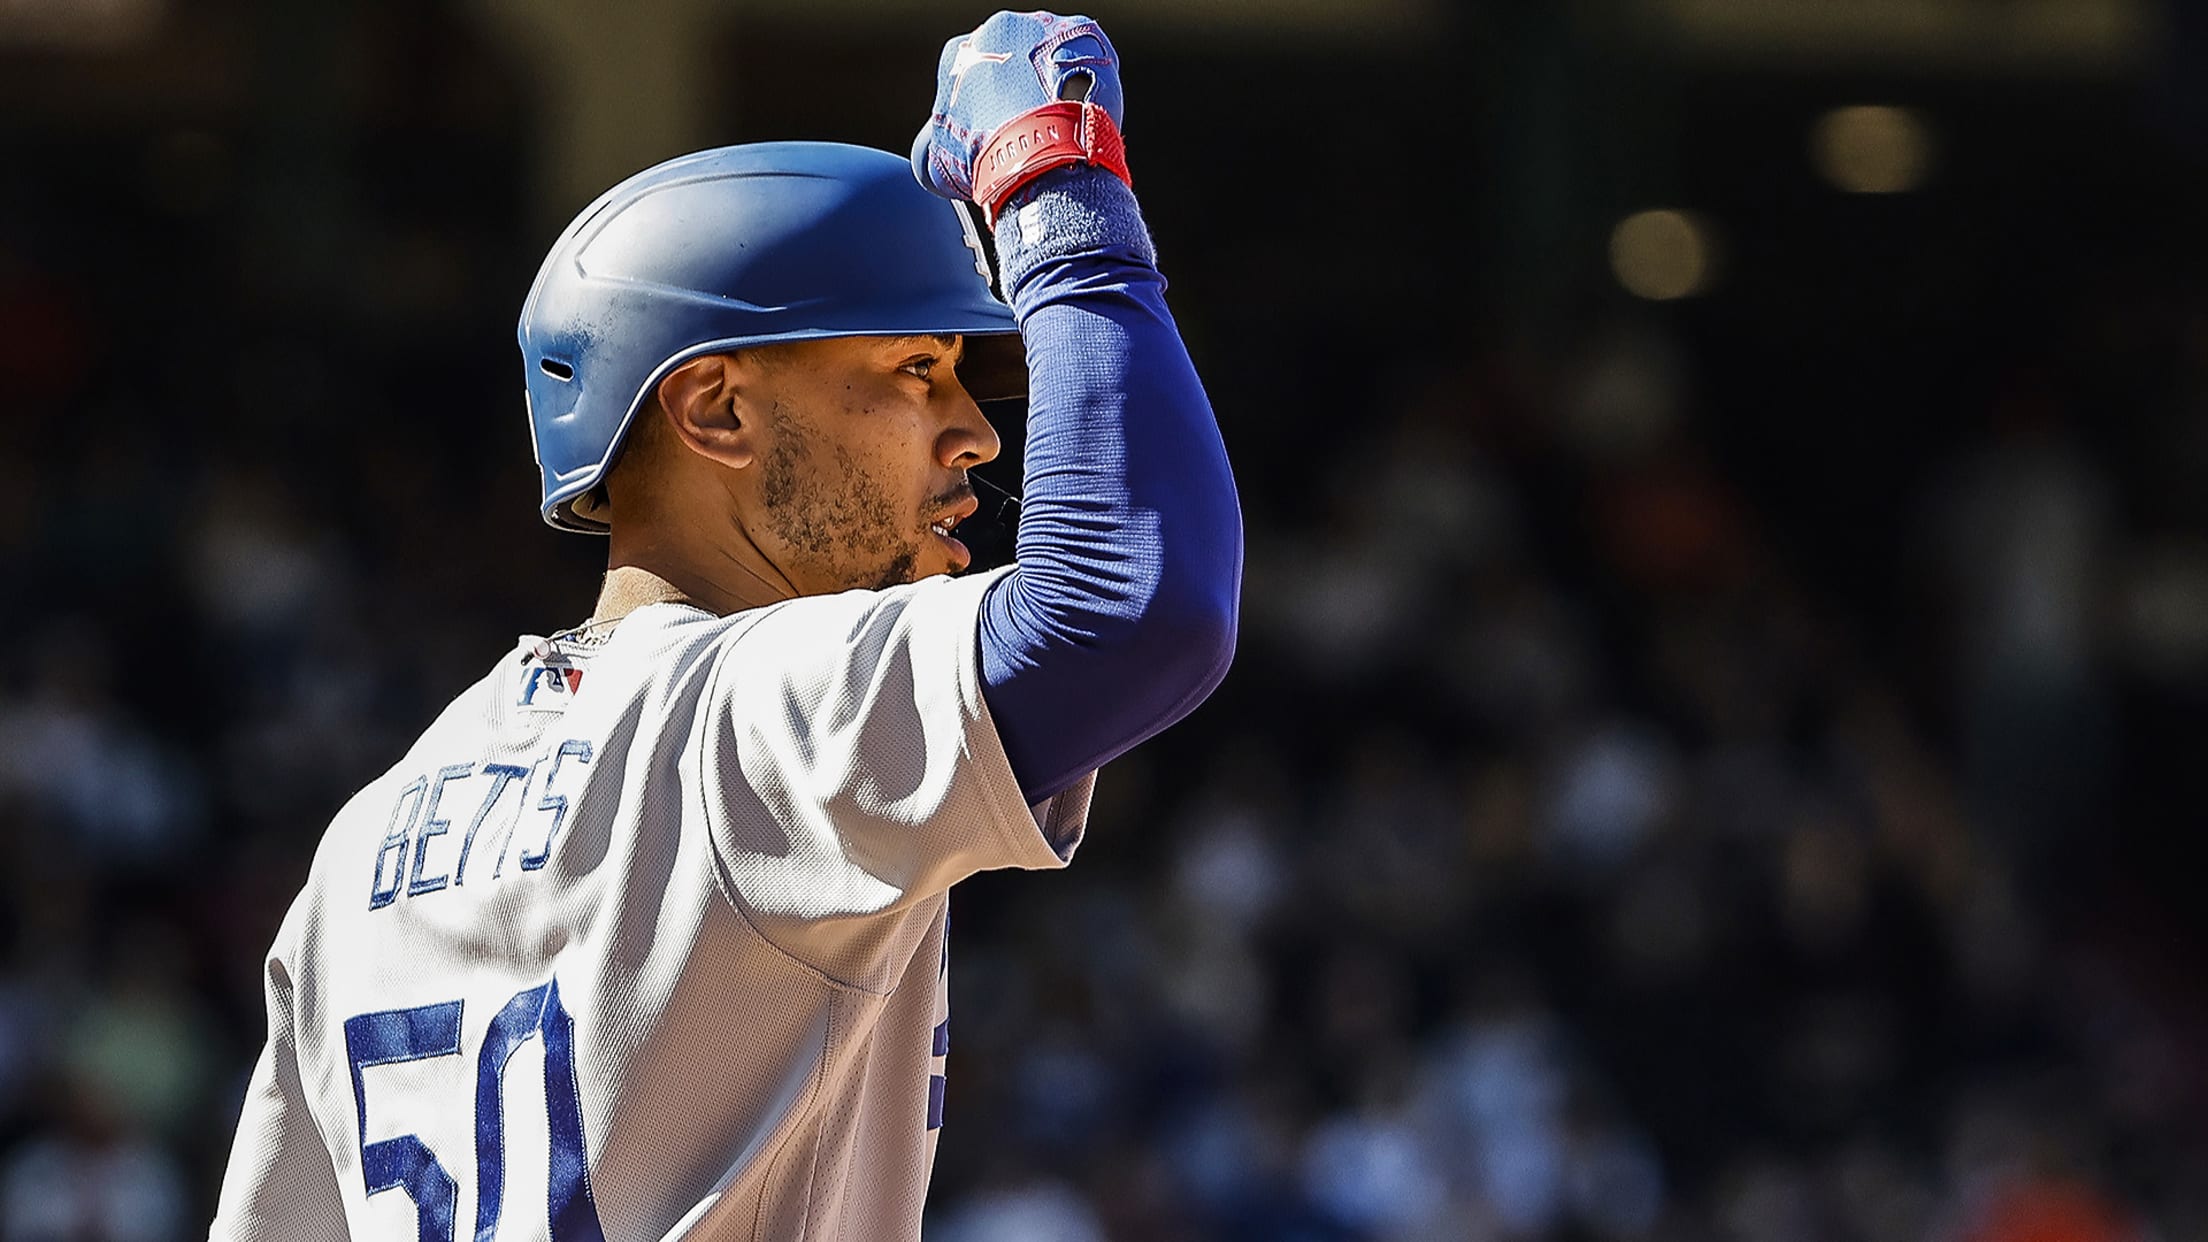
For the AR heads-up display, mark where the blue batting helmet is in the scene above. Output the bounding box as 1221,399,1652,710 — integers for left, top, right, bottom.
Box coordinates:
518,141,1025,533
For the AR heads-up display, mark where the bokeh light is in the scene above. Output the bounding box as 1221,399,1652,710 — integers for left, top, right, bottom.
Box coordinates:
1609,209,1717,301
1812,104,1936,193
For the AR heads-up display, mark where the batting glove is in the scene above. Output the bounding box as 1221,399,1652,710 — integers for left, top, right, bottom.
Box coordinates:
910,10,1130,221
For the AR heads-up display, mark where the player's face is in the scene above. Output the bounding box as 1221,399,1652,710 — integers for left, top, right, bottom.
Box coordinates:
746,334,1000,593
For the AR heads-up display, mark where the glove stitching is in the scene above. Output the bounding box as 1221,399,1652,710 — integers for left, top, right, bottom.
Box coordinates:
1026,22,1114,96
915,12,1125,216
929,145,973,199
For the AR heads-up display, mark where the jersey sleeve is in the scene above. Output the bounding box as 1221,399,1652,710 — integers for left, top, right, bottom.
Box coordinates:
208,930,348,1241
701,567,1092,983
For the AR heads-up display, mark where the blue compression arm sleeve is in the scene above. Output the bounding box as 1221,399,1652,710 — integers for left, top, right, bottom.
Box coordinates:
976,168,1242,803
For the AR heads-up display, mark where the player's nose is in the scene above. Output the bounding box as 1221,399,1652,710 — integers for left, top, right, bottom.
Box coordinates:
935,379,1001,470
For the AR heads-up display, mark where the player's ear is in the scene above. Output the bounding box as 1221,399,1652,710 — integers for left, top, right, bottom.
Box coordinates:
654,353,761,470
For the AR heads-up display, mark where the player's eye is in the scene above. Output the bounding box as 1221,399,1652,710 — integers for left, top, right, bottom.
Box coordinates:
900,357,937,382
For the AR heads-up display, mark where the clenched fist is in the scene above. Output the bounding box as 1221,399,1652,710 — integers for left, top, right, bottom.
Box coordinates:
910,10,1131,219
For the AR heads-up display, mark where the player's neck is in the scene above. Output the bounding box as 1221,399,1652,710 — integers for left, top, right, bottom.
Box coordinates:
592,540,799,626
596,484,808,623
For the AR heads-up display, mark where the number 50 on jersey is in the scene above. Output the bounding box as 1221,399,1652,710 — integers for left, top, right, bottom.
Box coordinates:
345,977,604,1241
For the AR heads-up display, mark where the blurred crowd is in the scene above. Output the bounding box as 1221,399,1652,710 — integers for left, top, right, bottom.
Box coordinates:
927,317,2208,1240
6,5,2208,1240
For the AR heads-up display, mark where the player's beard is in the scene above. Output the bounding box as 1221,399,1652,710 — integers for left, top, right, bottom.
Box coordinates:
758,399,927,592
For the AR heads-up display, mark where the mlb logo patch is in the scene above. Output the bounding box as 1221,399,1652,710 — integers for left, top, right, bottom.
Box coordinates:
518,658,584,710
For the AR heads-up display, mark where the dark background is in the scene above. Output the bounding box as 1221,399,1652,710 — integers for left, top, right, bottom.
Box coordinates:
3,0,2206,1237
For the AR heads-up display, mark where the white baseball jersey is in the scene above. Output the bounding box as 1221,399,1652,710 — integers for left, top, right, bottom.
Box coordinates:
209,568,1092,1241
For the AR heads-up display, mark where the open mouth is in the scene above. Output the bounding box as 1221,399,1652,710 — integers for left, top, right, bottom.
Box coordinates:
928,494,980,540
927,495,980,570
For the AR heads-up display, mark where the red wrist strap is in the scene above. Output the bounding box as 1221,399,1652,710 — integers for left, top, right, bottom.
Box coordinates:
972,100,1131,219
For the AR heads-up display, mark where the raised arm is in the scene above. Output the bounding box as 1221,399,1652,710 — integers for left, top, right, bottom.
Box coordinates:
912,11,1243,803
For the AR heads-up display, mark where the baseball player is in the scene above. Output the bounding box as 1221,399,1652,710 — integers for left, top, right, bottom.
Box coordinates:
207,10,1239,1240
